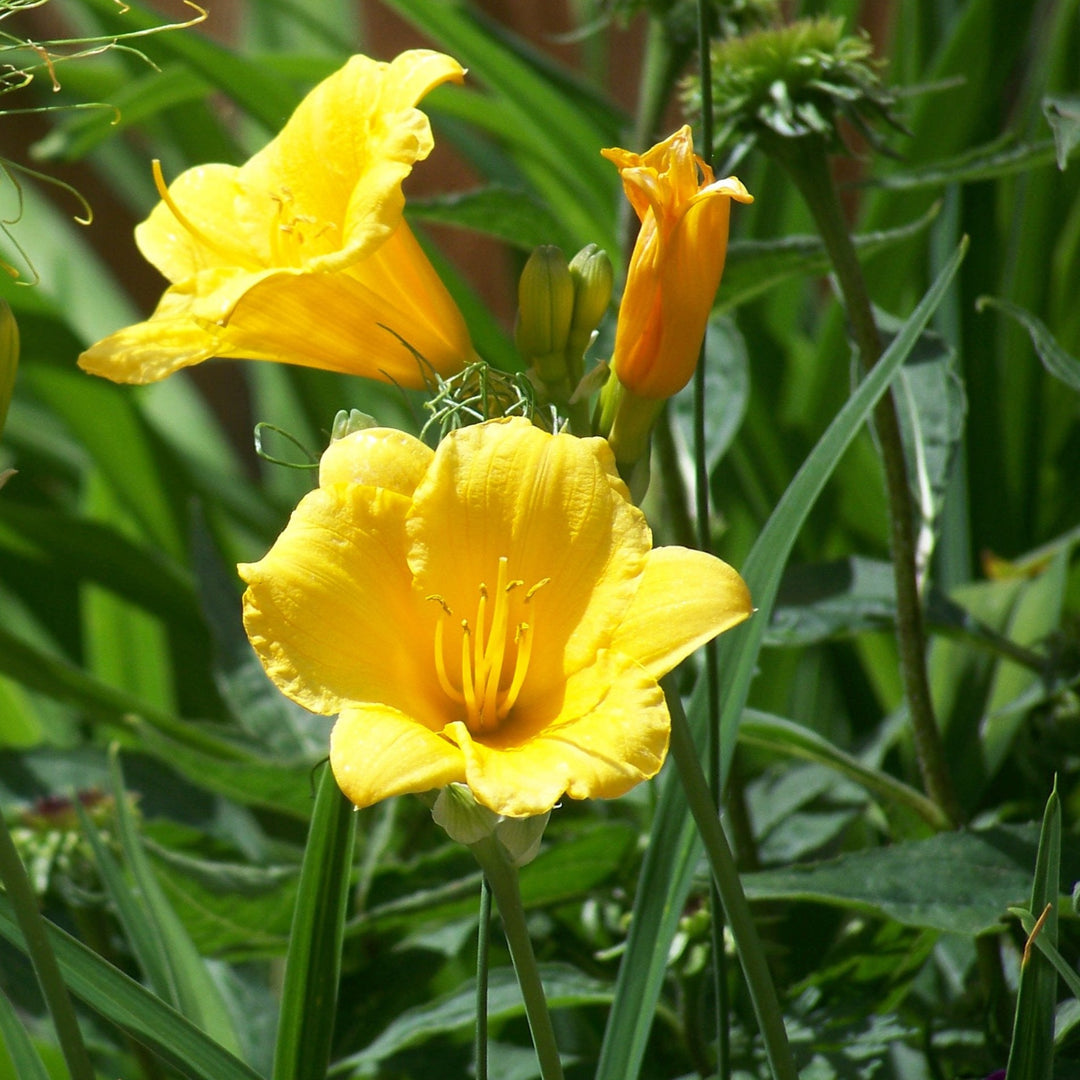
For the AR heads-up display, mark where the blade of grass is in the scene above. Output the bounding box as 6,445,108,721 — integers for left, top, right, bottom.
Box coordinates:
0,815,95,1080
596,239,968,1080
272,762,356,1080
106,748,243,1057
0,892,264,1080
1004,780,1060,1080
0,986,52,1080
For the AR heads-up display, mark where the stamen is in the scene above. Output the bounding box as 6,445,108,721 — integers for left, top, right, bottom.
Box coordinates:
525,577,551,602
428,597,463,704
151,160,254,269
478,560,513,730
498,622,532,718
460,620,479,724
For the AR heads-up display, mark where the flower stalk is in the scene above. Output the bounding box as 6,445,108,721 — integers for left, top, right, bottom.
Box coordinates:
766,133,963,827
663,676,797,1080
468,833,565,1080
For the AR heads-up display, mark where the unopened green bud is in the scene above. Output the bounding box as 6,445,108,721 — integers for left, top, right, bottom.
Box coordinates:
568,244,613,340
0,301,18,440
330,408,377,441
515,245,575,387
432,783,549,867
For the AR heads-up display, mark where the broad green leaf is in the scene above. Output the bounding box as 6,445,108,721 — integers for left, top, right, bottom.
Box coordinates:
408,187,577,252
1043,95,1080,171
0,893,264,1080
741,821,1068,936
718,202,940,312
976,295,1080,393
272,763,355,1080
765,556,896,646
670,315,750,483
880,309,965,577
739,710,948,829
149,844,296,957
1005,783,1060,1080
596,240,968,1080
338,964,610,1076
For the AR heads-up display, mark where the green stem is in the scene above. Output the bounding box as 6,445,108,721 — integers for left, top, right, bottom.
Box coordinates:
469,836,564,1080
768,135,963,828
664,676,798,1080
0,813,96,1080
475,877,491,1080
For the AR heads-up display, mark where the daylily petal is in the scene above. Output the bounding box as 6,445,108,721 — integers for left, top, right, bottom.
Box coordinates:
406,417,652,695
602,126,752,400
215,224,474,383
80,49,472,388
77,268,251,383
610,546,753,679
240,50,466,272
239,483,438,719
319,426,433,496
331,703,465,808
446,650,669,818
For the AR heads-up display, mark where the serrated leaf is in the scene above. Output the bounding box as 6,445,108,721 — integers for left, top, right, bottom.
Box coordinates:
868,135,1063,190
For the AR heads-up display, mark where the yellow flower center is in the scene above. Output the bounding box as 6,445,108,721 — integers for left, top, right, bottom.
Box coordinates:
428,557,548,734
152,161,337,271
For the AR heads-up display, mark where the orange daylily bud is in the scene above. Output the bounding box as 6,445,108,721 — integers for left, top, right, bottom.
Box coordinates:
603,126,752,400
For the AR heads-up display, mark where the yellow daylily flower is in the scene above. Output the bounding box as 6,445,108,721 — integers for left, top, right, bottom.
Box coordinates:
79,50,474,388
239,417,752,818
603,126,753,400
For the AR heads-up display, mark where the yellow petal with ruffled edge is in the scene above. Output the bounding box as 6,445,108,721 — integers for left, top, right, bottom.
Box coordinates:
319,425,433,495
610,546,753,679
405,417,652,702
79,50,472,387
239,481,438,720
603,126,752,400
330,703,465,808
446,650,669,818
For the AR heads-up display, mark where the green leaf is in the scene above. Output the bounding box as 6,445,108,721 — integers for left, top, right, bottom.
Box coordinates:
740,822,1063,936
867,135,1063,190
596,239,969,1080
0,987,51,1080
107,751,243,1057
765,556,896,646
1005,783,1061,1080
1043,95,1080,171
0,893,264,1080
670,315,749,479
976,295,1080,393
718,202,940,311
408,187,577,252
272,762,356,1080
739,710,949,830
879,309,965,574
338,964,610,1076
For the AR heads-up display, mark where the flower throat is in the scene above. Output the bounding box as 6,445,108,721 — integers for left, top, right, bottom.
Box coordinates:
429,557,548,733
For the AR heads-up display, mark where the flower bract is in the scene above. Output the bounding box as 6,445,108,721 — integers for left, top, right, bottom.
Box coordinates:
79,50,474,388
603,126,752,399
239,417,752,818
